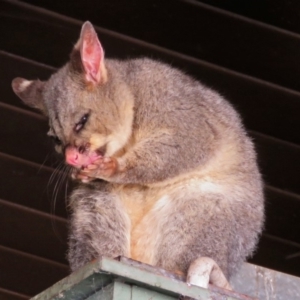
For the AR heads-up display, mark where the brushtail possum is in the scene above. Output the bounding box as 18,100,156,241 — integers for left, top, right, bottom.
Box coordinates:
12,21,264,288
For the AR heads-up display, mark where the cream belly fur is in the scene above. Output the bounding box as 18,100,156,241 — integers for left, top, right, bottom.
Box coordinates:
117,132,242,263
116,175,225,265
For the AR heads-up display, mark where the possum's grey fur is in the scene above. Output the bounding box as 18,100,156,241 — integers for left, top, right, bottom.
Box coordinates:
12,22,264,280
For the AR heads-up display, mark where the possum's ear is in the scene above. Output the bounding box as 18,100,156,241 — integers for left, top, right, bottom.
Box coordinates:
11,77,46,113
72,21,107,85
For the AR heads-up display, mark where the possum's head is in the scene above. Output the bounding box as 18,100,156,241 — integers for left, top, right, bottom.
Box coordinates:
12,21,134,169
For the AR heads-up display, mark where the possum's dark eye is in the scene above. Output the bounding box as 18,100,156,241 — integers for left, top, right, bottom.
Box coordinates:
50,135,62,146
75,113,89,132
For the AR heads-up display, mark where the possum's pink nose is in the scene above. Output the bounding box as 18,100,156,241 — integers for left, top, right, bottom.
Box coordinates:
65,146,80,166
65,146,102,167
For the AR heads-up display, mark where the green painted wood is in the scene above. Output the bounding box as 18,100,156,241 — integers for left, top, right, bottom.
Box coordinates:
131,285,176,300
99,257,240,300
86,284,115,300
30,257,251,300
87,281,131,300
87,281,176,300
50,273,111,300
112,282,132,300
86,285,114,300
31,260,112,300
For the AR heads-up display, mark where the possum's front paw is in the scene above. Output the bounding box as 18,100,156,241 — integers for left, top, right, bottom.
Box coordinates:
80,156,118,180
71,167,93,183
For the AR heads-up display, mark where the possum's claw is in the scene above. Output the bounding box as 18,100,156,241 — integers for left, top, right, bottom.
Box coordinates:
187,257,232,290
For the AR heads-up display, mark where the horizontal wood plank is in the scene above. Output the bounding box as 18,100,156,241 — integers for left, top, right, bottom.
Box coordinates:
0,245,68,297
11,0,300,92
265,187,300,244
0,152,68,217
0,198,68,263
0,102,56,165
250,234,300,277
197,0,300,36
0,287,29,300
252,133,300,195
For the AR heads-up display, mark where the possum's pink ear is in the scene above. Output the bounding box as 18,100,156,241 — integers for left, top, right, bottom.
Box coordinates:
11,77,46,113
76,21,107,85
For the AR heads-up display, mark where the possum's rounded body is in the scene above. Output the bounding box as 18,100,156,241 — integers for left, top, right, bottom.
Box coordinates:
12,22,264,283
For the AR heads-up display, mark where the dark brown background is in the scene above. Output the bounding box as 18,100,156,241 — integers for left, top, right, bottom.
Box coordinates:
1,0,300,298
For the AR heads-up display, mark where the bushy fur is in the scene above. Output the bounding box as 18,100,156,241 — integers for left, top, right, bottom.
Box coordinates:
12,22,264,279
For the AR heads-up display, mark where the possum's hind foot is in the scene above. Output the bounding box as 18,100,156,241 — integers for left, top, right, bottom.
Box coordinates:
187,257,232,290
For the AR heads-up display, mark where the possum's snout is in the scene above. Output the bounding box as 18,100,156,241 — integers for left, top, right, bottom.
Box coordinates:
65,145,102,168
